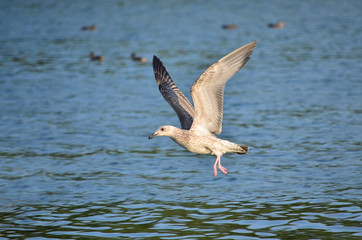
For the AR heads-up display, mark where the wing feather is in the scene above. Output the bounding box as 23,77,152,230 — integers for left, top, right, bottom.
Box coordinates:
190,41,257,134
153,55,195,130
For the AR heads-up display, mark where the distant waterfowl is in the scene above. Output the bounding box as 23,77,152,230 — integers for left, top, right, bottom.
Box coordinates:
149,41,257,177
268,21,285,29
131,53,147,62
90,52,105,61
81,25,98,31
222,24,237,30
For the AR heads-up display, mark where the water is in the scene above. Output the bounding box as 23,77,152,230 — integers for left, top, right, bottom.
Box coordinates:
0,0,361,239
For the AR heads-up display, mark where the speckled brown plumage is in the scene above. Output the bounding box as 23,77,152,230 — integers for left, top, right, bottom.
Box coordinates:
149,41,257,177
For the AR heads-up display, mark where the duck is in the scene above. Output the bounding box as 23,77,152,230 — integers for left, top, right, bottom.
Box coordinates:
268,21,285,29
90,52,105,61
81,25,98,31
222,24,237,30
131,53,147,62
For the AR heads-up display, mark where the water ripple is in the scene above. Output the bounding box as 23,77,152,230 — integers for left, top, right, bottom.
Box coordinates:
1,0,361,239
1,199,361,239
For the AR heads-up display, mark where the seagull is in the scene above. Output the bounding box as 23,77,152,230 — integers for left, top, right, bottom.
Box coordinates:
149,41,257,177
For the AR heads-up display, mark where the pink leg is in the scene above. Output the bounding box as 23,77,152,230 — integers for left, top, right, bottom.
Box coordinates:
213,154,228,177
213,159,218,177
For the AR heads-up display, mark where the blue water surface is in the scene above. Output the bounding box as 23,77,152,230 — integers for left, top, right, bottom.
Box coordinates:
0,0,361,239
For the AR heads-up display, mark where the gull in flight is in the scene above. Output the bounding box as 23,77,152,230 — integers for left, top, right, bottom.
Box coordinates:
149,41,257,177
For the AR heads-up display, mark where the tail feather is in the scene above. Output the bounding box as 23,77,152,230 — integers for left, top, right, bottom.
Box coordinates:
221,139,249,155
235,145,248,154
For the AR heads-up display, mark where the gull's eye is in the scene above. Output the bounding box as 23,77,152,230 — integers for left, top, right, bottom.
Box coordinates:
160,128,164,131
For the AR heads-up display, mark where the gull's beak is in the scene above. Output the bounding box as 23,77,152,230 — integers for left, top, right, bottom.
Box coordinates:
148,132,158,139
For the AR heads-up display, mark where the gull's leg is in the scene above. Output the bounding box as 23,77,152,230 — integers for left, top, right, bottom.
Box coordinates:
218,156,228,175
213,154,228,177
213,157,218,177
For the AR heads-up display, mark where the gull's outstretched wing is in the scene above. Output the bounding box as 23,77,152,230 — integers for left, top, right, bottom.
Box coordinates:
190,41,257,134
153,55,195,130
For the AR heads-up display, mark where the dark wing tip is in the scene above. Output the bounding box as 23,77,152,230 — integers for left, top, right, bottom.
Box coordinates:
152,55,164,76
153,55,159,65
152,55,159,71
153,55,164,68
152,55,172,86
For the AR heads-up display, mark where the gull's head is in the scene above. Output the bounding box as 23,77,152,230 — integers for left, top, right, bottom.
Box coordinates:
148,125,176,139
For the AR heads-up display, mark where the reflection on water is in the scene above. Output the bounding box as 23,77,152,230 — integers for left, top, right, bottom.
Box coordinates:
1,199,361,239
1,0,362,239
